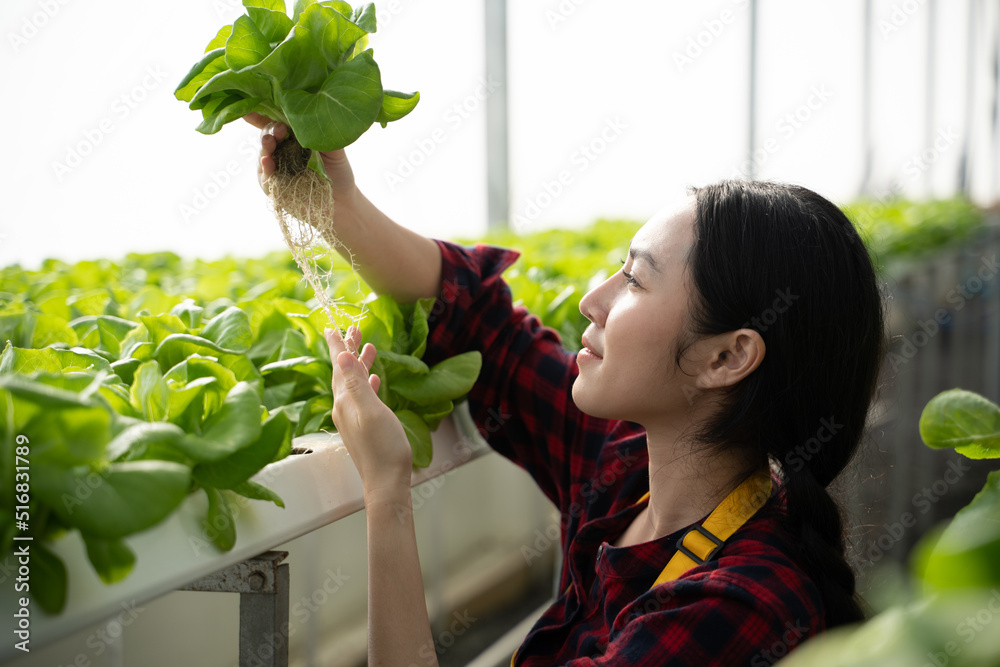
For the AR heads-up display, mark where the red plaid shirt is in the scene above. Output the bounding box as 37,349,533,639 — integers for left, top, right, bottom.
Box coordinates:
422,241,827,666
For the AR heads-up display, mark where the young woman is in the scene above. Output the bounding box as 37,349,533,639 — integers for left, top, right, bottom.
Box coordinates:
249,115,888,666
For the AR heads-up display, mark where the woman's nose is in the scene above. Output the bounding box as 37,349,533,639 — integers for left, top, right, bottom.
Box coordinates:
579,277,611,326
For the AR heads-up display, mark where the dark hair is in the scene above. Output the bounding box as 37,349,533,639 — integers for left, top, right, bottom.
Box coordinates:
680,180,887,628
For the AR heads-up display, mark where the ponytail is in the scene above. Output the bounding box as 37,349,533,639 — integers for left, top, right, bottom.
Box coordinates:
781,468,865,625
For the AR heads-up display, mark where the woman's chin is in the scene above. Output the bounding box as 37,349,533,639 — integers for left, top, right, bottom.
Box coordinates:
571,383,619,420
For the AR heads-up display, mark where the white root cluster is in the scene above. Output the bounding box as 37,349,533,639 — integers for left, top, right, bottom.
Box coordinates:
265,168,366,353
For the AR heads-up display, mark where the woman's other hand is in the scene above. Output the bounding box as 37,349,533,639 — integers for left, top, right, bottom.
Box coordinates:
326,325,414,500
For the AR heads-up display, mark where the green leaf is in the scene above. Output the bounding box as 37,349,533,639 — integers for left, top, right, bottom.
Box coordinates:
164,376,216,430
139,313,188,348
292,0,315,22
919,389,1000,458
172,382,264,462
915,470,1000,591
191,66,277,108
205,26,233,52
110,358,142,385
51,347,113,374
293,393,331,436
31,543,68,614
83,535,136,584
163,356,238,426
274,327,311,361
197,96,267,135
302,3,368,68
244,0,285,11
201,306,253,353
175,48,228,102
232,479,285,508
244,0,294,43
0,372,94,409
396,409,432,467
0,310,34,348
216,352,265,398
350,3,377,33
31,313,79,348
104,420,186,461
407,297,434,358
33,461,191,539
226,14,272,71
130,361,168,422
202,487,236,551
391,352,482,406
259,355,329,380
376,90,420,128
0,345,61,375
377,349,429,382
170,299,205,329
414,399,453,432
22,403,111,467
193,411,290,489
277,50,383,152
153,333,245,369
163,356,238,393
253,21,328,92
355,300,394,354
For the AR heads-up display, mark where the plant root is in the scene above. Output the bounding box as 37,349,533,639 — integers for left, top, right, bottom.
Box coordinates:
265,164,365,354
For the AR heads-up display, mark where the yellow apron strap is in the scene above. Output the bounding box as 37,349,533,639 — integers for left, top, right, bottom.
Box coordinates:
652,469,772,587
511,471,771,665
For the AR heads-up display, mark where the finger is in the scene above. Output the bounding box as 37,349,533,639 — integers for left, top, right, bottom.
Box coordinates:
261,121,287,143
260,153,276,182
369,374,381,394
335,351,379,402
258,124,284,183
359,343,377,373
324,327,348,365
345,325,361,356
244,112,274,129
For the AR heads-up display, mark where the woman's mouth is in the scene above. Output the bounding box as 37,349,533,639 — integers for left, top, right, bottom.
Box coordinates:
579,334,603,361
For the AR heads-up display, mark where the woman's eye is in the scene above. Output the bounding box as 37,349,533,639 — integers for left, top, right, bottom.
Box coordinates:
619,259,639,287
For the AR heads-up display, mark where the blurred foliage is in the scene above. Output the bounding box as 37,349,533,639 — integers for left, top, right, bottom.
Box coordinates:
846,198,987,275
778,389,1000,666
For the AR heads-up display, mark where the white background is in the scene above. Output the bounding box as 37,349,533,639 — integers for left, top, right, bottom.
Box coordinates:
1,0,997,270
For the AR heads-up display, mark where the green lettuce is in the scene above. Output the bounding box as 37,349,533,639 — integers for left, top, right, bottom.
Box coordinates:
175,0,419,178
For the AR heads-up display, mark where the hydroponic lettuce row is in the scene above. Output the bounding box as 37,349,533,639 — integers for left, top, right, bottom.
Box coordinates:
0,251,479,615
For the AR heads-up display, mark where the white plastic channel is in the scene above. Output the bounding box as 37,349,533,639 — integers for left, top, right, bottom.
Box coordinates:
1,403,490,661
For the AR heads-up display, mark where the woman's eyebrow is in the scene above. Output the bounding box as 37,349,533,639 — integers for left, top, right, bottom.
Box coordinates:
628,246,661,273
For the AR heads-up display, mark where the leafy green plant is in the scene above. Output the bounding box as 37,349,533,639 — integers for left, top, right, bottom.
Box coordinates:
845,198,988,275
777,389,1000,666
175,0,420,330
0,252,479,614
175,0,418,179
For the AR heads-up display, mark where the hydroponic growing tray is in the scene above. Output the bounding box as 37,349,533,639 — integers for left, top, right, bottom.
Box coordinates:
0,404,489,660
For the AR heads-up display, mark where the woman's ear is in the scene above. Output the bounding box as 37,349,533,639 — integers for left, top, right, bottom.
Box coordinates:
697,329,765,390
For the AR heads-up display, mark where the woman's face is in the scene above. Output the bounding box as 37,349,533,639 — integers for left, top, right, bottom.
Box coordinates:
574,198,706,425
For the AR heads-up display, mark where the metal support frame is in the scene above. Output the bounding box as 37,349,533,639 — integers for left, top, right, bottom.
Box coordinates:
485,0,510,230
181,551,290,667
